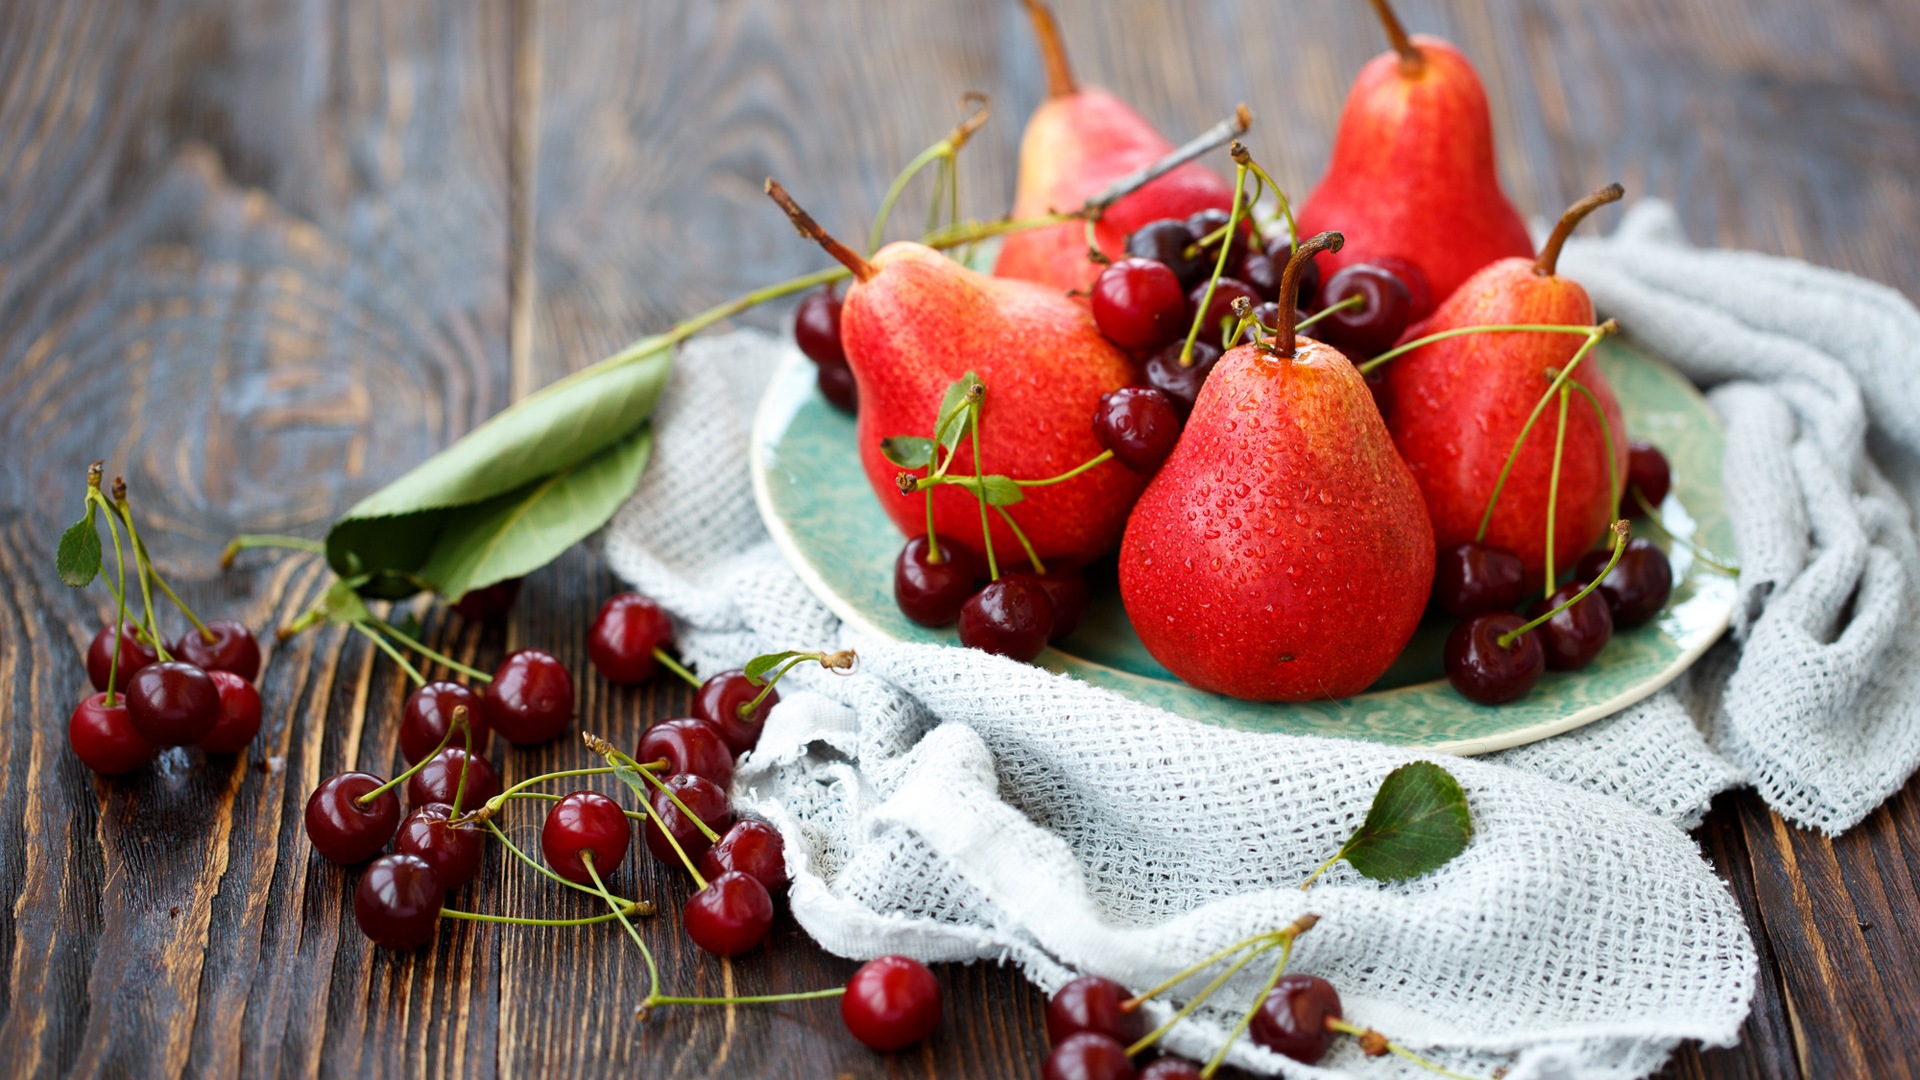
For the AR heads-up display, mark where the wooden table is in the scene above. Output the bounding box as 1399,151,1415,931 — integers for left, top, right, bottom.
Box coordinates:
3,1,1917,1076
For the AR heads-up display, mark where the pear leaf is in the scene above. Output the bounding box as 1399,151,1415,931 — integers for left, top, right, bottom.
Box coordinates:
880,436,935,470
1337,762,1472,883
978,475,1025,506
744,650,811,686
56,505,102,588
934,372,981,455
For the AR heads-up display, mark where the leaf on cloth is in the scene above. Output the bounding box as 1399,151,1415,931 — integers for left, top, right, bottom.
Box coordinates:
1338,762,1473,883
57,504,102,587
744,650,812,685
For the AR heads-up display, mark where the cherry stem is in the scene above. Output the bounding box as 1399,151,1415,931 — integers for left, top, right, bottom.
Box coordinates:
1325,1017,1485,1080
368,618,493,683
450,712,475,816
766,180,877,283
652,647,702,690
923,466,943,564
1180,157,1252,367
1123,930,1277,1013
1498,521,1631,649
353,622,426,687
1543,388,1572,600
93,491,133,703
643,987,846,1009
602,745,723,844
356,709,464,806
500,790,656,825
969,409,1000,582
1535,183,1625,278
1276,232,1345,357
108,483,171,663
1633,488,1740,574
220,533,325,570
442,904,648,927
1125,934,1284,1057
1022,0,1076,98
1017,448,1114,489
739,650,856,720
1368,0,1424,70
1299,849,1343,891
1200,933,1299,1079
1558,376,1621,505
1357,322,1609,376
1239,158,1299,251
109,488,212,642
453,765,627,825
636,780,708,888
480,818,653,913
1471,322,1617,543
1295,293,1364,333
869,94,991,255
582,851,664,1007
988,506,1043,576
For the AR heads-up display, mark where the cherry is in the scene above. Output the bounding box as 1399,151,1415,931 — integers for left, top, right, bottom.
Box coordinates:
1031,567,1089,641
1044,1032,1136,1080
1126,219,1205,286
124,660,220,746
1046,975,1143,1046
1622,440,1672,513
794,287,846,366
644,773,733,866
354,853,444,950
399,681,488,764
841,955,943,1051
1184,208,1250,275
1577,538,1673,628
683,870,775,957
171,619,262,682
1433,542,1528,618
1249,973,1342,1064
540,790,631,885
957,578,1054,662
693,669,777,756
1265,238,1325,310
87,624,159,692
1316,263,1414,357
636,717,735,788
1091,258,1188,352
699,818,790,890
1094,386,1182,475
483,649,574,744
305,772,402,864
895,535,984,627
1142,340,1222,416
588,592,674,685
451,577,521,621
395,802,484,888
1444,612,1546,705
1186,278,1260,340
1238,250,1281,302
1369,255,1433,320
1527,582,1614,671
200,669,264,754
68,692,158,775
406,746,502,809
1138,1060,1202,1080
817,357,859,413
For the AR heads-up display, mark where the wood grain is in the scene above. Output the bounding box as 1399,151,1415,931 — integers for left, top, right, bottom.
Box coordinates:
0,0,1916,1076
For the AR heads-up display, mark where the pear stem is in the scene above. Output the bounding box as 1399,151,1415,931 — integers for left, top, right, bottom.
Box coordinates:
1535,182,1625,277
1022,0,1077,99
766,180,876,283
1277,232,1345,357
1368,0,1425,71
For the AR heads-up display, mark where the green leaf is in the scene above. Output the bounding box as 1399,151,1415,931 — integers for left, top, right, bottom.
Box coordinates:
56,506,102,588
934,372,980,455
1338,762,1473,883
415,426,654,601
743,650,810,686
978,475,1025,506
880,436,935,469
320,576,374,625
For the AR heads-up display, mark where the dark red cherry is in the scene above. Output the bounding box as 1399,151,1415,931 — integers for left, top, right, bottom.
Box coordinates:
589,592,674,685
958,578,1054,662
399,681,488,764
395,802,484,888
841,955,943,1051
1368,255,1432,320
1047,975,1143,1046
451,577,521,621
124,660,220,746
200,669,263,754
1622,440,1672,513
637,717,735,788
1094,386,1182,475
1126,219,1205,286
895,535,983,628
87,624,159,693
1091,258,1188,352
354,853,444,950
1239,250,1281,301
406,746,502,810
540,790,631,885
1044,1032,1136,1080
794,287,846,366
68,692,158,775
694,669,777,756
1186,278,1260,341
1031,568,1089,641
1527,582,1614,672
1433,542,1528,618
1577,539,1673,628
1142,340,1222,417
644,773,733,866
1249,974,1342,1064
305,772,402,865
483,649,574,744
1138,1059,1202,1080
699,818,789,890
817,358,859,413
683,870,774,957
1316,263,1414,357
1184,208,1250,275
1266,237,1325,310
171,619,261,682
1444,612,1546,705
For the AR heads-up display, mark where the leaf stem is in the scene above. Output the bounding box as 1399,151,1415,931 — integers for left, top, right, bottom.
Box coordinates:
221,533,325,569
1356,322,1609,376
1299,849,1344,891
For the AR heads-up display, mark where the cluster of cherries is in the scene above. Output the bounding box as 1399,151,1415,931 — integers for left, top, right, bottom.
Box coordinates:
71,617,265,774
795,288,858,413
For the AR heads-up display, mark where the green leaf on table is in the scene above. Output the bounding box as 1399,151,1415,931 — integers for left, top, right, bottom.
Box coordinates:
933,371,981,455
1337,762,1472,883
880,436,935,469
56,505,102,587
978,475,1025,506
320,576,375,625
744,650,810,686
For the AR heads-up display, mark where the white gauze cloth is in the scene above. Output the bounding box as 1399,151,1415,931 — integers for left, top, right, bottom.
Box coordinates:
600,201,1920,1078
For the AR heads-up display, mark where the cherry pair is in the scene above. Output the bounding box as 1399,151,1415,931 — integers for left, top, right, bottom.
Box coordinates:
1042,972,1343,1078
955,567,1089,663
86,618,262,689
796,288,858,413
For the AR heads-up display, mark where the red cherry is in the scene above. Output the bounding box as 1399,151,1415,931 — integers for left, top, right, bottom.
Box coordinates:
87,624,158,693
841,955,942,1051
171,619,261,682
817,358,859,413
399,681,488,764
540,790,631,885
694,669,777,756
1126,220,1205,285
1527,581,1614,672
450,577,521,621
1622,440,1673,513
1239,250,1281,302
636,717,734,788
683,870,774,957
1265,237,1325,310
1186,278,1260,340
895,535,984,628
483,649,574,744
68,692,158,775
354,853,444,950
1047,975,1143,1046
794,288,846,366
589,593,673,684
1433,542,1528,619
1249,974,1342,1064
1317,263,1413,357
124,660,220,746
305,772,401,864
1367,255,1433,320
957,578,1054,662
200,669,264,754
1142,340,1223,417
1138,1059,1202,1080
1031,567,1089,641
406,746,502,809
395,802,485,888
1184,208,1250,274
1091,258,1188,351
1444,612,1546,705
699,818,789,890
1043,1032,1136,1080
644,773,733,866
1577,538,1673,628
1094,386,1182,475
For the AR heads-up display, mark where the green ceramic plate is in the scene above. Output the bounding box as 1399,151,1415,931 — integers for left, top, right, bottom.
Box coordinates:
751,337,1735,754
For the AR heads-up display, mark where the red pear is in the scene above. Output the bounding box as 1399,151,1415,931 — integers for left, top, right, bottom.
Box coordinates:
993,0,1236,295
1378,185,1630,588
768,181,1146,566
1120,235,1435,701
1296,0,1532,310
